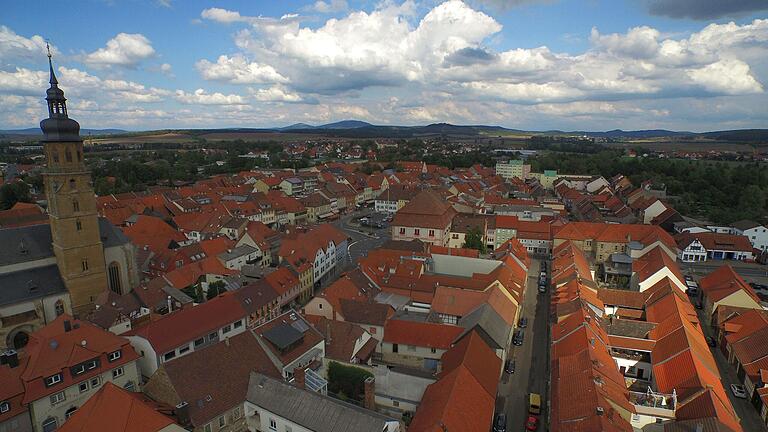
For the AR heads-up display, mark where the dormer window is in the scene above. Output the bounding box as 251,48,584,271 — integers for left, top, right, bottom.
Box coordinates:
45,373,62,387
108,350,121,362
0,401,8,413
73,364,85,375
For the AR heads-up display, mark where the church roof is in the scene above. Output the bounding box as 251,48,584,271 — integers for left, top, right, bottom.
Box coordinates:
0,264,67,307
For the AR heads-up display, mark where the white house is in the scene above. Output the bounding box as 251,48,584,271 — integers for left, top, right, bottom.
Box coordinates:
733,220,768,253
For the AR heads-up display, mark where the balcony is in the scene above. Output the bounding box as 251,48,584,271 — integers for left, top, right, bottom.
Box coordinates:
629,388,676,418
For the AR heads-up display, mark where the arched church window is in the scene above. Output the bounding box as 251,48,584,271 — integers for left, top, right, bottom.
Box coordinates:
73,199,79,212
108,262,122,294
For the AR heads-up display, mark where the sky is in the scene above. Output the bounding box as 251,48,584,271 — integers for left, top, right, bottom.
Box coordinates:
1,0,767,132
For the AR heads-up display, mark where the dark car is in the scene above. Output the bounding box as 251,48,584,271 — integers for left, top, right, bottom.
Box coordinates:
513,329,525,346
538,283,547,294
518,317,528,328
504,358,516,374
493,413,507,432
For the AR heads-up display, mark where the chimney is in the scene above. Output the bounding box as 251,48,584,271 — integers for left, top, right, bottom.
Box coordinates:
6,350,19,369
175,402,191,427
363,376,376,410
63,320,72,332
293,367,306,389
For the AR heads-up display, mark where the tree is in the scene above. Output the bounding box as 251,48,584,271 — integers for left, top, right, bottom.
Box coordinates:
206,280,227,300
327,361,373,402
0,181,31,210
463,227,487,254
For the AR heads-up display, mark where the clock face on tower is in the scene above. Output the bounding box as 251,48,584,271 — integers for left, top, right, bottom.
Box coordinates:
41,50,107,316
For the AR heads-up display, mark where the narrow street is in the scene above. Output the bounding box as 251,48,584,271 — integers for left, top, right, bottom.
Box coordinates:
695,308,768,432
496,258,551,431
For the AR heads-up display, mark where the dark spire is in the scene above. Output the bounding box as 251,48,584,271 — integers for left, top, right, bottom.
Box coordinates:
47,42,59,85
40,43,81,141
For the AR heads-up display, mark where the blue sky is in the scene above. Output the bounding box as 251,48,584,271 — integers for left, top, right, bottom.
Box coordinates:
1,0,767,131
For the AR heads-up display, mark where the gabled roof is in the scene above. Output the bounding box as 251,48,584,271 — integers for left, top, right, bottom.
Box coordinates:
383,320,463,350
58,382,181,432
699,265,761,305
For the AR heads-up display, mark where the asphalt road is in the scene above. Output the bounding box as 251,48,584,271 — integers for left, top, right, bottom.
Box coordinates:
331,210,391,270
684,260,768,285
497,258,551,431
695,307,768,432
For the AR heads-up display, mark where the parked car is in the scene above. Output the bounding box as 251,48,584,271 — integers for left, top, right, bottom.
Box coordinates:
504,358,515,374
513,329,524,346
684,274,693,282
730,384,747,399
492,413,507,432
538,283,547,294
518,317,528,328
525,415,539,431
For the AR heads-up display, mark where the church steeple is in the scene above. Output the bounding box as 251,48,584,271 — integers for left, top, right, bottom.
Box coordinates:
40,43,80,142
40,46,108,316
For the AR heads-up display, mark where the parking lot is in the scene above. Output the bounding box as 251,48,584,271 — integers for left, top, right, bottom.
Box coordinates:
331,208,392,269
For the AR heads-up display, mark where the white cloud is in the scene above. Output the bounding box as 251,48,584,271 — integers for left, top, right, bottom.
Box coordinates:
84,33,156,67
201,7,247,24
310,0,348,13
688,59,763,94
160,63,173,74
0,67,48,95
251,85,303,102
196,54,289,84
174,88,245,105
57,67,170,102
0,26,54,63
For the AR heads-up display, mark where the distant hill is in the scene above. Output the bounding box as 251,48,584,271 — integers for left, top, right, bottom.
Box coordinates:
280,120,373,130
0,128,128,136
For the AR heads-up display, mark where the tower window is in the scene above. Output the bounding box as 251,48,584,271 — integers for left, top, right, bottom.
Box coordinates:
73,199,80,212
65,149,72,162
76,220,82,231
69,179,76,190
108,262,122,294
52,151,59,163
77,150,82,162
81,259,89,272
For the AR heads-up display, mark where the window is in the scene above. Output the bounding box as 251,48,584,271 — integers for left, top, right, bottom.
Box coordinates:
179,346,190,354
50,391,65,405
52,152,59,163
233,407,242,419
429,230,435,237
108,350,121,362
81,258,89,272
414,229,420,236
163,351,176,361
204,425,212,432
175,260,183,267
430,347,437,354
209,332,218,341
194,338,205,347
73,364,85,375
218,416,226,427
399,228,405,235
0,402,8,413
75,220,82,231
392,400,400,407
79,381,89,393
90,377,101,387
269,418,277,431
72,199,80,212
42,417,57,432
55,299,65,316
112,367,124,378
234,320,243,329
392,344,398,353
452,233,459,239
86,360,97,370
69,178,76,189
223,324,232,333
65,149,72,162
45,374,62,387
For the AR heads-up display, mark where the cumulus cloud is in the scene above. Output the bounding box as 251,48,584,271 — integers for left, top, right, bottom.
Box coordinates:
174,89,245,105
196,54,289,84
57,67,170,102
84,33,156,67
0,26,54,64
251,85,304,102
647,0,768,20
0,67,48,95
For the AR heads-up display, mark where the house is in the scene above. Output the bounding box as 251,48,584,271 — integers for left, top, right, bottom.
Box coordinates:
142,330,282,432
391,190,456,247
676,232,754,262
448,214,488,249
553,222,677,263
233,280,281,328
244,372,400,432
698,265,762,322
125,292,248,377
57,382,186,432
306,316,378,366
732,220,768,253
279,224,349,296
217,244,260,270
0,315,141,432
279,177,305,196
717,310,768,407
253,310,325,380
495,159,530,180
374,184,420,214
631,246,687,293
380,318,463,371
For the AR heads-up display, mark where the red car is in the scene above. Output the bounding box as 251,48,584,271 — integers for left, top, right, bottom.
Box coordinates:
525,415,539,431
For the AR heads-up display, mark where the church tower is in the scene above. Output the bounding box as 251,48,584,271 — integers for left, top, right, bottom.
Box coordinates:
41,47,107,316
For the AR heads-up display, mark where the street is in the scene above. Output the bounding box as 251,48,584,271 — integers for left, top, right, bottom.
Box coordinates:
331,209,391,270
685,260,768,285
695,307,768,432
496,258,551,431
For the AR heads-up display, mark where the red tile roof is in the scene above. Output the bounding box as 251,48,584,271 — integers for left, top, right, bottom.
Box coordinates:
699,265,761,305
383,320,463,350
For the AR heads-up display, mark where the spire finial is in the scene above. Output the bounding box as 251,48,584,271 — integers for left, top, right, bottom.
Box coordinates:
46,40,58,85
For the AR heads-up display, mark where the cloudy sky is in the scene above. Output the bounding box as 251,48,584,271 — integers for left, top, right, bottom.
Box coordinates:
1,0,767,131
